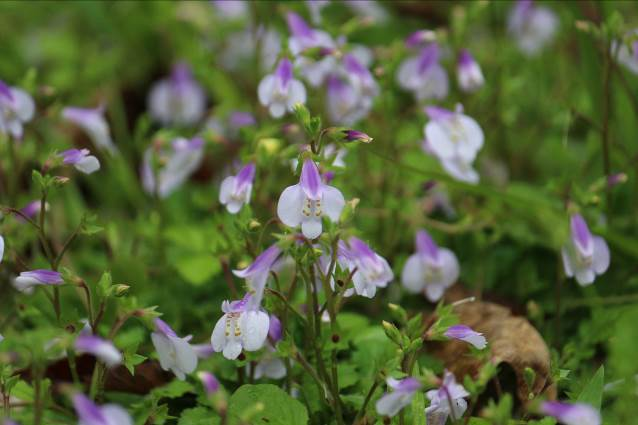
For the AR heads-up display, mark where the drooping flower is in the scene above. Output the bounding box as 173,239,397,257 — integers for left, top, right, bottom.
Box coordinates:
457,49,484,93
62,106,117,154
258,58,307,118
508,0,558,56
232,244,281,309
13,269,63,294
561,214,610,286
250,314,286,379
74,333,122,367
58,148,100,174
423,105,484,184
397,43,449,102
540,401,601,425
141,137,204,198
197,371,220,395
425,370,469,425
151,318,198,380
72,393,133,425
211,293,270,360
0,80,34,140
277,159,345,239
376,377,422,417
444,325,487,349
339,237,393,298
148,63,206,126
326,75,369,125
342,129,373,144
401,230,459,302
219,162,256,214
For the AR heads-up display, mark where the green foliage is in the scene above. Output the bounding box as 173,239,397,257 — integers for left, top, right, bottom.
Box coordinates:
227,384,309,425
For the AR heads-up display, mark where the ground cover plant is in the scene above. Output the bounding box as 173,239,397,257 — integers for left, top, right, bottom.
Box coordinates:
1,0,638,424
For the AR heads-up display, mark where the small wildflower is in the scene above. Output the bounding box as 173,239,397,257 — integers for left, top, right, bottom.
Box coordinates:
561,214,610,286
151,318,198,380
376,377,421,417
59,148,100,174
444,325,487,349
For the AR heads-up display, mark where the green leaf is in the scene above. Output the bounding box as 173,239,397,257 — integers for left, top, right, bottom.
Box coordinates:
576,365,604,410
227,384,308,425
150,380,194,401
178,407,219,425
173,253,221,286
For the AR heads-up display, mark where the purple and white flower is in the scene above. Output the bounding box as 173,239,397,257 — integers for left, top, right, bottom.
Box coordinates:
151,318,198,380
339,237,393,298
401,230,459,302
74,333,122,367
72,393,133,425
540,401,601,425
508,0,558,56
0,80,34,140
59,149,100,174
219,162,255,214
258,58,307,118
425,370,469,425
141,137,204,198
277,159,345,239
326,75,368,125
615,32,638,74
444,325,487,349
233,244,281,309
376,377,421,417
457,50,484,93
13,269,63,294
148,63,206,126
397,43,449,102
62,106,117,154
561,214,610,286
423,105,484,184
211,294,270,360
197,371,221,395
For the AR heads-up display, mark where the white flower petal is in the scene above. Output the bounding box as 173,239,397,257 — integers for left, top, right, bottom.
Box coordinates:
258,75,275,106
375,392,404,417
592,236,610,275
286,80,307,110
277,184,304,227
425,121,455,160
151,333,174,372
561,246,574,277
321,185,345,222
102,404,133,425
0,235,4,264
438,248,460,287
575,268,595,286
219,176,235,204
269,103,286,118
10,88,35,121
424,283,446,302
301,218,323,240
401,254,425,293
223,340,243,360
170,336,198,377
241,311,270,351
75,156,100,174
211,315,227,353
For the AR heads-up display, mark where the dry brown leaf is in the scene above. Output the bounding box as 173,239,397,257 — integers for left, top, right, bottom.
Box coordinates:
429,295,555,403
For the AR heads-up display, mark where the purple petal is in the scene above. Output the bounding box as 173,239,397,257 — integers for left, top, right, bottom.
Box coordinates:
286,12,314,39
268,315,283,342
235,162,256,193
458,49,475,69
425,105,454,121
20,269,62,285
0,80,14,101
395,377,421,393
343,129,372,143
60,148,89,165
570,214,593,254
343,54,370,79
224,293,252,313
229,111,256,128
193,343,215,359
415,230,439,261
19,200,41,219
300,159,322,200
417,43,440,75
233,244,281,278
275,58,293,89
322,171,335,184
73,393,106,424
154,318,178,338
348,237,377,263
198,371,220,394
541,401,601,425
